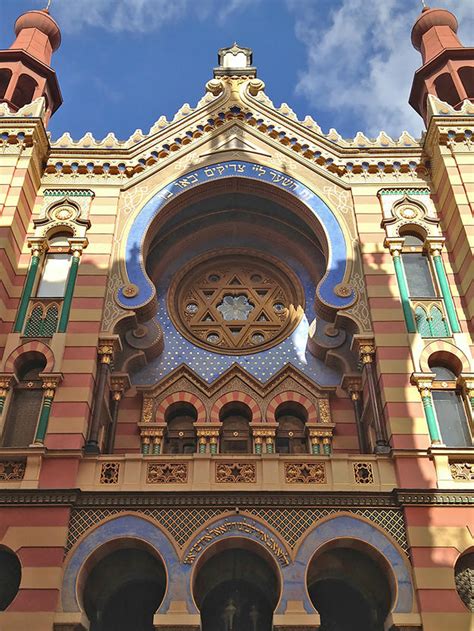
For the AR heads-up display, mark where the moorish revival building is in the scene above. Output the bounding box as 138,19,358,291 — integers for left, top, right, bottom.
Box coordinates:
0,3,472,631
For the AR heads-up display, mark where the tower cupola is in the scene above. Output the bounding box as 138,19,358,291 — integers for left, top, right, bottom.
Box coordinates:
0,7,62,124
409,5,474,125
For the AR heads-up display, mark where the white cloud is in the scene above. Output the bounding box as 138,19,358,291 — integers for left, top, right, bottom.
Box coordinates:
286,0,474,137
52,0,253,33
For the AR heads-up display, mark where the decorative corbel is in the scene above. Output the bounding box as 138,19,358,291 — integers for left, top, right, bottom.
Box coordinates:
341,374,367,453
105,373,131,453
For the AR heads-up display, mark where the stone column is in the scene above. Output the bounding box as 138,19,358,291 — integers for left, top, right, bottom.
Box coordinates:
341,374,367,453
13,237,47,333
85,336,121,454
385,237,416,333
426,237,461,334
105,373,131,453
251,425,277,454
34,373,63,444
354,337,390,454
411,373,441,444
58,238,88,333
0,374,17,415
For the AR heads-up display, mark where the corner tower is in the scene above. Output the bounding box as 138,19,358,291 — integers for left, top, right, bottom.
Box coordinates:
0,6,62,124
409,4,474,124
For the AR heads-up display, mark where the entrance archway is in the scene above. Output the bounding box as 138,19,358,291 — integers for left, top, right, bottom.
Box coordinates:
307,545,392,631
83,544,166,631
194,543,280,631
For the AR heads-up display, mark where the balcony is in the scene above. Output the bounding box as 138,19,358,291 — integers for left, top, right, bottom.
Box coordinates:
76,453,397,492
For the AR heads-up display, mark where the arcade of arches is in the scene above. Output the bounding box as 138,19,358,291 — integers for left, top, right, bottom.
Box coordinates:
74,535,406,631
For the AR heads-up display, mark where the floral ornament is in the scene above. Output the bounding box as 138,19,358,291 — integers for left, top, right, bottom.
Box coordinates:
217,294,254,321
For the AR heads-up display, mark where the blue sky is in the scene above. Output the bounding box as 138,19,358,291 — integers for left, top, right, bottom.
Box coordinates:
1,0,473,141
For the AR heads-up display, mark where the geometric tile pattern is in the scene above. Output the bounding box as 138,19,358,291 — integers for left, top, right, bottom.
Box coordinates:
66,506,408,554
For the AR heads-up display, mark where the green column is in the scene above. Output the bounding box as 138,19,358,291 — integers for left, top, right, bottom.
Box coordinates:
254,440,262,455
322,441,331,455
34,395,53,444
199,441,206,454
421,392,441,443
432,253,460,333
393,254,416,333
152,440,161,455
266,440,274,454
0,397,5,414
210,440,217,455
58,254,79,333
13,253,41,333
142,441,150,455
311,440,320,455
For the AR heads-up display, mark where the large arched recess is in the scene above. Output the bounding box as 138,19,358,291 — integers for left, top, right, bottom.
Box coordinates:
116,161,355,321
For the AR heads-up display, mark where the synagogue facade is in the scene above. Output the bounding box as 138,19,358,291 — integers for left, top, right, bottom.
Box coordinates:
0,4,472,631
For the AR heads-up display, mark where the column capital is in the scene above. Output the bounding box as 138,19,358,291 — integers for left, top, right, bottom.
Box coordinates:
425,236,445,256
68,237,89,257
98,335,122,364
27,237,48,256
351,335,376,364
411,372,435,395
459,373,474,394
0,374,18,392
341,374,363,400
383,237,404,256
39,372,63,398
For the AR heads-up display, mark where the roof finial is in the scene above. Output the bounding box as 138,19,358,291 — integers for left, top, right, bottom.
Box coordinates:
420,0,428,8
44,0,52,11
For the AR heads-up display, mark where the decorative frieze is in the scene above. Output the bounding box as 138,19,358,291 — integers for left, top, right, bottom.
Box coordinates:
0,461,25,481
285,462,326,484
146,463,188,484
215,462,256,483
99,462,120,485
450,463,474,482
354,462,374,484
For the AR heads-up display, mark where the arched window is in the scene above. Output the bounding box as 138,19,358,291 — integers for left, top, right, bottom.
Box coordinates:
0,69,12,100
36,232,72,298
0,547,21,610
455,551,474,612
458,67,474,100
275,402,308,454
11,74,38,109
434,73,460,108
220,402,252,453
430,364,472,447
400,233,436,298
1,355,46,447
163,402,197,454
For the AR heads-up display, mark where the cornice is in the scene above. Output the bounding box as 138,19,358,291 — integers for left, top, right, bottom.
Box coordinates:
0,489,471,508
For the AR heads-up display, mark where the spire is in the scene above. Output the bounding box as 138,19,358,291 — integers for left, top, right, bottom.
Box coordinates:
0,6,62,124
409,4,474,125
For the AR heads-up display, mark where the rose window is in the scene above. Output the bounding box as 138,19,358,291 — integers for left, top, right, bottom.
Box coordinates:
168,251,305,354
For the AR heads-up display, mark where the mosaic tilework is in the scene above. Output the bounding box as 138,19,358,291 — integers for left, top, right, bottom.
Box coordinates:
132,235,340,386
66,506,408,553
